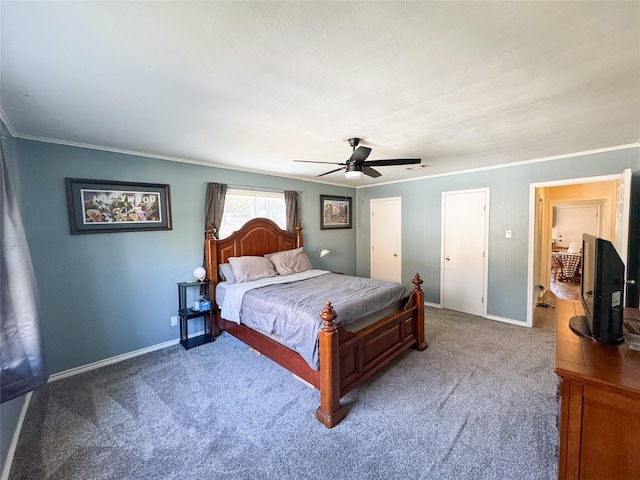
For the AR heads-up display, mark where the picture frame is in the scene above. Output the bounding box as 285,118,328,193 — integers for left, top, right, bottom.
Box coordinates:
320,194,352,230
65,178,172,234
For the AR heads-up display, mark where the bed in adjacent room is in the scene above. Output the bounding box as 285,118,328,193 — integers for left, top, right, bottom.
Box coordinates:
204,218,427,427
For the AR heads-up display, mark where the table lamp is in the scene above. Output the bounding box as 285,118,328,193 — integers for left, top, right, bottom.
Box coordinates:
315,247,331,270
193,266,207,281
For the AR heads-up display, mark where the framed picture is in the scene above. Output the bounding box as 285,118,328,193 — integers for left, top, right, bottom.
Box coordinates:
320,194,352,230
65,178,172,234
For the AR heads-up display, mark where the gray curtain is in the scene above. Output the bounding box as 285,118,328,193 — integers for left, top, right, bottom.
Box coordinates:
204,183,227,238
1,139,48,403
284,190,299,234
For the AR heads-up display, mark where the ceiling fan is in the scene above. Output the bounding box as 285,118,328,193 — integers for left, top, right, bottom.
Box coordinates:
294,138,421,180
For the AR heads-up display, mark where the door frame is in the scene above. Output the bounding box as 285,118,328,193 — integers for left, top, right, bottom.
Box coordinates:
370,196,402,282
440,187,490,317
527,172,629,327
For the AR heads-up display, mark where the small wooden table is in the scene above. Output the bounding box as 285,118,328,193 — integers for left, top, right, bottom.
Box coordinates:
554,305,640,479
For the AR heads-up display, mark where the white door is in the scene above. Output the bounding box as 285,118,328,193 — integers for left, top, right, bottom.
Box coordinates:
555,206,599,247
441,189,488,316
371,197,401,282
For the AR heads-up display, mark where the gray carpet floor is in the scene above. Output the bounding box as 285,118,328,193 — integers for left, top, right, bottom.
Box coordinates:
9,308,558,480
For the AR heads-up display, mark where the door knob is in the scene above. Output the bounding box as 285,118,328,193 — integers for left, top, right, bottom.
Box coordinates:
393,253,398,257
628,279,636,285
445,256,450,261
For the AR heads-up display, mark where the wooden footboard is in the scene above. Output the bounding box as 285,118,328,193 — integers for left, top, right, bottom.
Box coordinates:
315,273,427,427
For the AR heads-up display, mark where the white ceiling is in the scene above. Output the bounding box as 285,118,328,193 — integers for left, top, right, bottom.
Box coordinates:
1,1,639,187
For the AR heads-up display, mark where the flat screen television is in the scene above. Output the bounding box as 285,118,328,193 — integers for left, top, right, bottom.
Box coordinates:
569,233,625,343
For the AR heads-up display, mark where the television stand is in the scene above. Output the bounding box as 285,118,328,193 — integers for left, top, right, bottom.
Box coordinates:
555,305,640,479
568,315,593,340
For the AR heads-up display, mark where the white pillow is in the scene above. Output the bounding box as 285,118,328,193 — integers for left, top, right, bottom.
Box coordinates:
263,247,302,259
228,256,277,282
267,248,313,275
265,247,302,259
218,263,236,283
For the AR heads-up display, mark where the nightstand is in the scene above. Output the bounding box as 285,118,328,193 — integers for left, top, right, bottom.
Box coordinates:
177,280,213,349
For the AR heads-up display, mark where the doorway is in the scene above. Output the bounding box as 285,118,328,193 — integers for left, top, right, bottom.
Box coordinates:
528,169,631,328
550,202,603,301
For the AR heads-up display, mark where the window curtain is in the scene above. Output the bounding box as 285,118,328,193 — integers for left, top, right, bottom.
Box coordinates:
204,183,227,239
284,190,299,234
1,137,48,403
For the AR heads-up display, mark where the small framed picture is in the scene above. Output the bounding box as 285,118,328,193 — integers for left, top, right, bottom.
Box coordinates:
320,194,352,230
65,178,172,234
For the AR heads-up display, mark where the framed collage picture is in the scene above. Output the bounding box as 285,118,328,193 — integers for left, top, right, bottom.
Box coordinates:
65,178,172,234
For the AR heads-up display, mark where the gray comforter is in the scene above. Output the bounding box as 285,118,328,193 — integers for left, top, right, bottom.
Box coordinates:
234,273,410,370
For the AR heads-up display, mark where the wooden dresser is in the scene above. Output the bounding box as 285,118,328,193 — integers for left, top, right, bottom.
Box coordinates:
554,303,640,480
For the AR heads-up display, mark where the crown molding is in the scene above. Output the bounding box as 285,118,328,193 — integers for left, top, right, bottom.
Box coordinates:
13,133,352,189
355,142,640,189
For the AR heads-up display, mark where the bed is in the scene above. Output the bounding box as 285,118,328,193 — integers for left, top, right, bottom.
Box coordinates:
204,218,427,428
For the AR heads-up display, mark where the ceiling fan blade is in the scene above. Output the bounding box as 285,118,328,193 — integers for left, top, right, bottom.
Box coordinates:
294,160,343,165
362,166,382,178
349,146,371,164
317,167,345,177
364,158,421,167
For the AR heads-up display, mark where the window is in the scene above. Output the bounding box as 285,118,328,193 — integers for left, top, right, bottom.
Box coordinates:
219,189,286,239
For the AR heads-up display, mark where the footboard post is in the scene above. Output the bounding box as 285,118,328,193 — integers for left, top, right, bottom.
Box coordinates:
315,301,346,428
412,273,428,351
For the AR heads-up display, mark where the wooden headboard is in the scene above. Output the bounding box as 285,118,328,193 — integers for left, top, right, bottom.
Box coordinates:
204,218,303,303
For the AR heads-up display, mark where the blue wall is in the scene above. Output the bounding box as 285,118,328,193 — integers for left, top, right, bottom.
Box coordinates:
14,139,357,375
356,147,640,322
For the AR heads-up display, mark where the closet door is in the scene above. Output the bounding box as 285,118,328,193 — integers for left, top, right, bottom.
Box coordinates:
370,197,401,282
441,189,488,316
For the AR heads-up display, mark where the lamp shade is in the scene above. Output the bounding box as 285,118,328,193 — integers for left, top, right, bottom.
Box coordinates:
193,266,207,281
319,248,330,258
567,242,581,254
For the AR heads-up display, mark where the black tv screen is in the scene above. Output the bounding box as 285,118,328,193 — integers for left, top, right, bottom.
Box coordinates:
571,234,624,343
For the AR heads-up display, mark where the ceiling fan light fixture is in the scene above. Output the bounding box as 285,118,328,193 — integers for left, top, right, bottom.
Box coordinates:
345,170,363,180
344,163,363,180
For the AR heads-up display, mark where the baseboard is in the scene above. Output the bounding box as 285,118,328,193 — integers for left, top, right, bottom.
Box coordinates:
485,314,528,327
424,301,442,309
423,302,524,326
0,392,32,480
49,338,180,382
